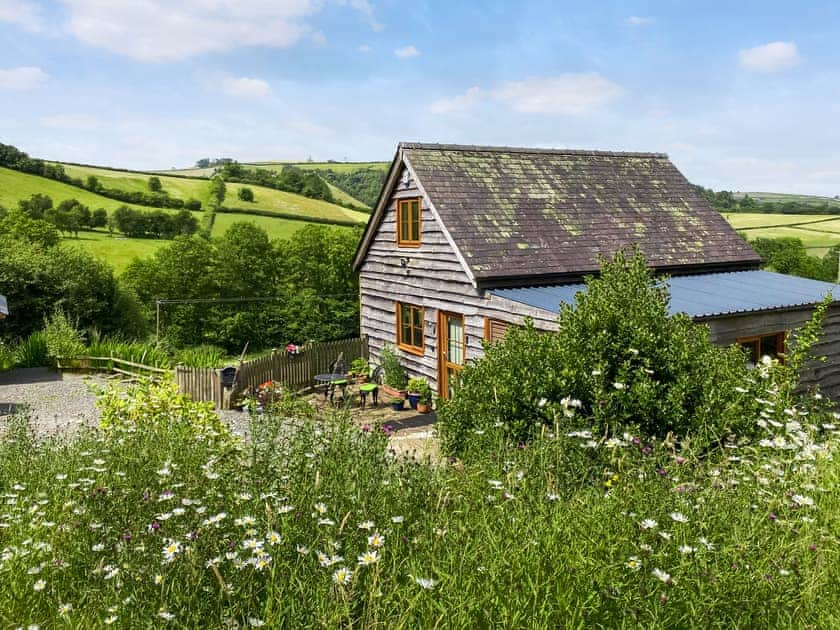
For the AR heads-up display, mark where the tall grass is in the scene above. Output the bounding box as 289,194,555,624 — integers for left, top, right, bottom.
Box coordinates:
0,382,837,627
85,337,171,368
175,344,227,368
12,331,49,367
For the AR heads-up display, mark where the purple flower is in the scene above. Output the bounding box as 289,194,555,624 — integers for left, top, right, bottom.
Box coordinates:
657,468,667,476
769,513,777,521
382,425,394,436
675,456,686,465
150,520,161,531
362,424,371,433
631,437,641,446
123,531,132,542
809,544,817,552
642,446,652,455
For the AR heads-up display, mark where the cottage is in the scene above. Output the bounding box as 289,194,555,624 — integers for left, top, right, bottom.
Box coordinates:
353,143,840,398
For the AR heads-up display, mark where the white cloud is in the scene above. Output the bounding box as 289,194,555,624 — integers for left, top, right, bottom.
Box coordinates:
0,66,48,90
394,45,420,58
358,44,371,53
738,41,800,73
431,74,622,116
430,86,483,114
59,0,377,62
494,74,622,115
0,0,43,32
626,16,653,26
220,76,272,98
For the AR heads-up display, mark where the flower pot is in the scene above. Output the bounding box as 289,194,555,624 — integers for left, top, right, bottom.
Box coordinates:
416,402,432,414
407,393,420,409
390,399,405,411
381,384,407,399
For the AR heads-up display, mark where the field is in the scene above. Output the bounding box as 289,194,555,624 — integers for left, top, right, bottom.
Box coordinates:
57,163,368,223
736,191,840,208
722,212,840,257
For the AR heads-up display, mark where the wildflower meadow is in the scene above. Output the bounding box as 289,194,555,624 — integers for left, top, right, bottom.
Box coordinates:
0,372,838,627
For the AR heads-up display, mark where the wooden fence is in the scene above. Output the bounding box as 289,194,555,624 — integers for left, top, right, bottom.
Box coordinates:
57,337,369,410
178,336,369,409
56,356,170,381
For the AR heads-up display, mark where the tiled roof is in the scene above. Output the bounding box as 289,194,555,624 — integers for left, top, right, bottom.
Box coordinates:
401,143,761,285
490,270,839,319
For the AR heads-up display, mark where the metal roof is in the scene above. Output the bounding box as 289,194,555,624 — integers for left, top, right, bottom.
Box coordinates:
490,270,839,319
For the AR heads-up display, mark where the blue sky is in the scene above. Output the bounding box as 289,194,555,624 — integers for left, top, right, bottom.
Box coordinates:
1,1,839,195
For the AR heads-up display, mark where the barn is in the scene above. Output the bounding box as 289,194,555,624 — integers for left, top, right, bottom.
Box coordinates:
353,143,840,399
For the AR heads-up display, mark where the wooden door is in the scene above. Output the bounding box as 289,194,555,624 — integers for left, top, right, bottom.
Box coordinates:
438,311,465,400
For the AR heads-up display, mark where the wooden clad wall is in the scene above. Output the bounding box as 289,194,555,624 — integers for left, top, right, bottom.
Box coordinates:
705,303,840,398
359,164,559,391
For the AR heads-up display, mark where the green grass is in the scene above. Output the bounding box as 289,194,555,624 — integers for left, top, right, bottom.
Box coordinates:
722,212,840,255
60,230,169,273
0,166,149,213
249,161,389,173
0,378,837,627
736,191,840,207
57,163,368,223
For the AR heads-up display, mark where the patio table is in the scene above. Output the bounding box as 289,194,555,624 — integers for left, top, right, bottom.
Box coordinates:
314,372,348,404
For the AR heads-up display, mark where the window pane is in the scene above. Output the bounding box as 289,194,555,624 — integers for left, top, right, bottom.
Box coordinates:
448,318,463,365
411,200,420,241
412,307,423,329
740,340,757,365
760,334,780,359
412,327,423,348
399,203,409,241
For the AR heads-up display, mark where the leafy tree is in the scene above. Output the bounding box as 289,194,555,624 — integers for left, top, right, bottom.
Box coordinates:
148,176,163,192
86,175,102,192
750,237,829,281
209,176,226,207
18,193,53,220
91,208,108,228
237,187,254,202
0,208,60,247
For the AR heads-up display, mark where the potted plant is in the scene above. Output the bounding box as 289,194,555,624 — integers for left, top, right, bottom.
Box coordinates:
349,356,370,383
389,396,405,411
416,381,433,414
407,377,427,410
379,345,407,399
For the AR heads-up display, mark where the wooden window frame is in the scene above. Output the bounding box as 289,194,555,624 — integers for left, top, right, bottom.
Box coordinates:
396,197,422,248
736,332,785,365
396,302,425,355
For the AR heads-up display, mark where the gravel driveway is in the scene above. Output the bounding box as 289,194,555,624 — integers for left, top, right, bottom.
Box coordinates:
0,368,108,435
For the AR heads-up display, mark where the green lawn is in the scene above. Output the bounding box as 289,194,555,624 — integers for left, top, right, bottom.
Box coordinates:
61,230,168,273
212,212,354,242
722,212,833,229
721,212,840,256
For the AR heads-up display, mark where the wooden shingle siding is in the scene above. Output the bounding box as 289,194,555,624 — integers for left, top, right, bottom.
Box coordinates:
359,166,558,391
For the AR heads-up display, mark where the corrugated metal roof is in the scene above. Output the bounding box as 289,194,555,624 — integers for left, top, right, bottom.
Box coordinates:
490,270,839,319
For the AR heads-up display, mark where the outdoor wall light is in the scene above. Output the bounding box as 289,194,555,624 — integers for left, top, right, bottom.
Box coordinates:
399,257,409,267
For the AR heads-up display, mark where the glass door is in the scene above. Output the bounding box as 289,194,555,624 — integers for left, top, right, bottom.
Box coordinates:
438,312,465,399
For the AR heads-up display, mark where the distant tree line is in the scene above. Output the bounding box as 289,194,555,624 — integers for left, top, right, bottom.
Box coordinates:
319,167,386,208
194,158,234,169
746,235,840,283
111,206,199,239
695,185,840,215
11,193,198,240
218,162,334,202
0,142,202,211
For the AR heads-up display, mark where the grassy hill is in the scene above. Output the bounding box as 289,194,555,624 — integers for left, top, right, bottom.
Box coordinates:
736,191,840,208
58,163,369,223
0,164,365,274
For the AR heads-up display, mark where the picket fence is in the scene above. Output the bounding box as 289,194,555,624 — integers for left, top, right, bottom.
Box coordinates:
177,337,369,409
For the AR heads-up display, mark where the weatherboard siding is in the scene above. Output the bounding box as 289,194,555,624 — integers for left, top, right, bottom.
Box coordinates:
359,166,558,391
705,304,840,397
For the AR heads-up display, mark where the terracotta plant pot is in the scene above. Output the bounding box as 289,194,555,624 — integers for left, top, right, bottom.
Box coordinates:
416,402,432,414
381,384,407,399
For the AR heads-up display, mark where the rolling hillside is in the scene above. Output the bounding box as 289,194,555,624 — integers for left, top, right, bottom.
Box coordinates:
723,211,840,257
736,191,840,208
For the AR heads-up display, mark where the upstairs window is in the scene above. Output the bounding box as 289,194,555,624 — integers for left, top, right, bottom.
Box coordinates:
396,302,424,354
397,198,421,247
738,332,785,366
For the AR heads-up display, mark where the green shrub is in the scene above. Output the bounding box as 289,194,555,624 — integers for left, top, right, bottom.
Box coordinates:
175,344,227,368
42,309,85,360
86,337,172,368
13,331,49,367
438,250,816,454
380,344,407,389
0,340,15,370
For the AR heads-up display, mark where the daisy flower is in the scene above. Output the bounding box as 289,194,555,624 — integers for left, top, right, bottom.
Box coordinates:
669,512,689,523
412,575,438,589
640,519,658,530
652,568,671,584
33,579,46,591
368,532,385,548
357,550,380,566
332,567,353,585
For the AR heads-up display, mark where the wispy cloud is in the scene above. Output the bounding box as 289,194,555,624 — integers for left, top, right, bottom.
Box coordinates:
432,74,622,117
394,45,420,58
220,76,272,99
358,44,372,53
0,0,43,32
0,66,48,90
430,86,483,114
58,1,377,62
626,16,654,26
738,41,801,73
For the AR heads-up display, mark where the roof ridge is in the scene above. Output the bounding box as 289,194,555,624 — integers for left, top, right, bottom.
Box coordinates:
399,141,667,159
